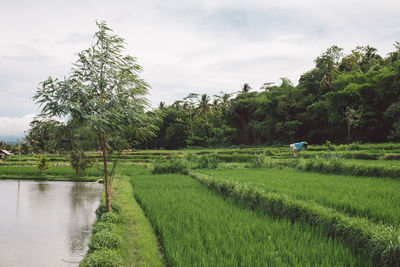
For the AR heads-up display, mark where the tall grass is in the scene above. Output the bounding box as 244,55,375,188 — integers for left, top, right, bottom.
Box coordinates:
129,166,371,266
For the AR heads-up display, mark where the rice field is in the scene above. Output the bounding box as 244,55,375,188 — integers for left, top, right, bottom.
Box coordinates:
196,168,400,226
1,142,400,265
128,166,371,266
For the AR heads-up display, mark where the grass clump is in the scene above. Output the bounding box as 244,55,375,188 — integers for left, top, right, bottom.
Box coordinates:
80,249,122,267
95,201,122,218
92,222,115,234
99,212,121,223
88,231,122,252
152,157,189,174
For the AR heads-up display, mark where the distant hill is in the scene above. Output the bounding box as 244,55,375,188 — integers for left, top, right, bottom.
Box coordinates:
0,135,22,144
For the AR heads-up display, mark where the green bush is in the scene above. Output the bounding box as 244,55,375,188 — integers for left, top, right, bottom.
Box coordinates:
152,157,189,174
80,249,122,267
195,154,218,169
95,202,122,218
37,156,51,175
88,231,122,252
92,222,115,234
69,150,94,175
99,212,121,223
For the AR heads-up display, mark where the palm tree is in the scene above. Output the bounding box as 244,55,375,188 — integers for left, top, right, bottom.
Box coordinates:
241,83,251,93
198,94,211,123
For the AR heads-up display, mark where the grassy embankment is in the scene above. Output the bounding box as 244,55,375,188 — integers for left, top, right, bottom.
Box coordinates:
128,165,371,266
111,174,163,267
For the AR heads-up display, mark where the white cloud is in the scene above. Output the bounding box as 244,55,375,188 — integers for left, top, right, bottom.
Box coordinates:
0,114,36,136
0,0,399,134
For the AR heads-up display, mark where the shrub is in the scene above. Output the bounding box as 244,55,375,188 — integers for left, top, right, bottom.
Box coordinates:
195,154,218,169
152,157,189,174
92,222,115,234
37,156,51,175
69,150,93,175
99,212,120,223
95,202,122,218
88,231,122,252
80,249,123,267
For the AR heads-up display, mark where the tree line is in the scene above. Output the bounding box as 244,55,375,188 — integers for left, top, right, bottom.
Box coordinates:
140,43,400,149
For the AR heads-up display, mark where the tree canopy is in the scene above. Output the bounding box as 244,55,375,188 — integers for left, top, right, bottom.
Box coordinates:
34,21,158,211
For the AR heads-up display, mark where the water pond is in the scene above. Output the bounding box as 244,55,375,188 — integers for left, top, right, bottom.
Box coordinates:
0,179,103,266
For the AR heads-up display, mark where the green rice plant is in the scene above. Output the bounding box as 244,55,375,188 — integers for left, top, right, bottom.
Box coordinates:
198,168,400,226
246,154,265,168
194,153,218,169
151,157,189,174
88,231,122,252
293,158,400,179
383,154,400,160
191,172,399,266
130,167,371,266
263,148,276,156
216,153,250,162
80,249,123,267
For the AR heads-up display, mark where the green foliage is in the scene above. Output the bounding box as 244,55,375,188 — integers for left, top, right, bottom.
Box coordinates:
294,157,400,179
80,249,122,267
246,154,265,168
131,168,371,266
95,202,122,218
92,222,115,234
194,154,218,169
37,156,51,175
383,154,400,160
69,150,93,175
191,172,399,266
99,212,121,224
88,230,122,252
152,157,189,174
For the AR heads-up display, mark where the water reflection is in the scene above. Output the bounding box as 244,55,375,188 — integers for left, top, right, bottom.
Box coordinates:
0,180,103,266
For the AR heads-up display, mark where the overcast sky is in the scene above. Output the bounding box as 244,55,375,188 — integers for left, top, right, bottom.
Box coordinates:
1,0,399,137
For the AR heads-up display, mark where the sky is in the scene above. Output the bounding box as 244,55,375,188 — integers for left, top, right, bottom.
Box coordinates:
0,0,399,137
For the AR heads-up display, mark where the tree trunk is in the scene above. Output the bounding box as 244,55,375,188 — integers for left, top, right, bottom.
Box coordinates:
101,135,111,212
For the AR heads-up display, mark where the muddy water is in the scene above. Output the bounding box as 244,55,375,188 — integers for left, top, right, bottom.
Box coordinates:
0,180,103,266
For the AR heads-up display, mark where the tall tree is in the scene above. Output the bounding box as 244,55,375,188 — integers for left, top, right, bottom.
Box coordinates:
34,21,157,212
198,94,211,123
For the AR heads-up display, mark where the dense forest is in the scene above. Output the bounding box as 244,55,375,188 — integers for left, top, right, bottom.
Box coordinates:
140,43,400,149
